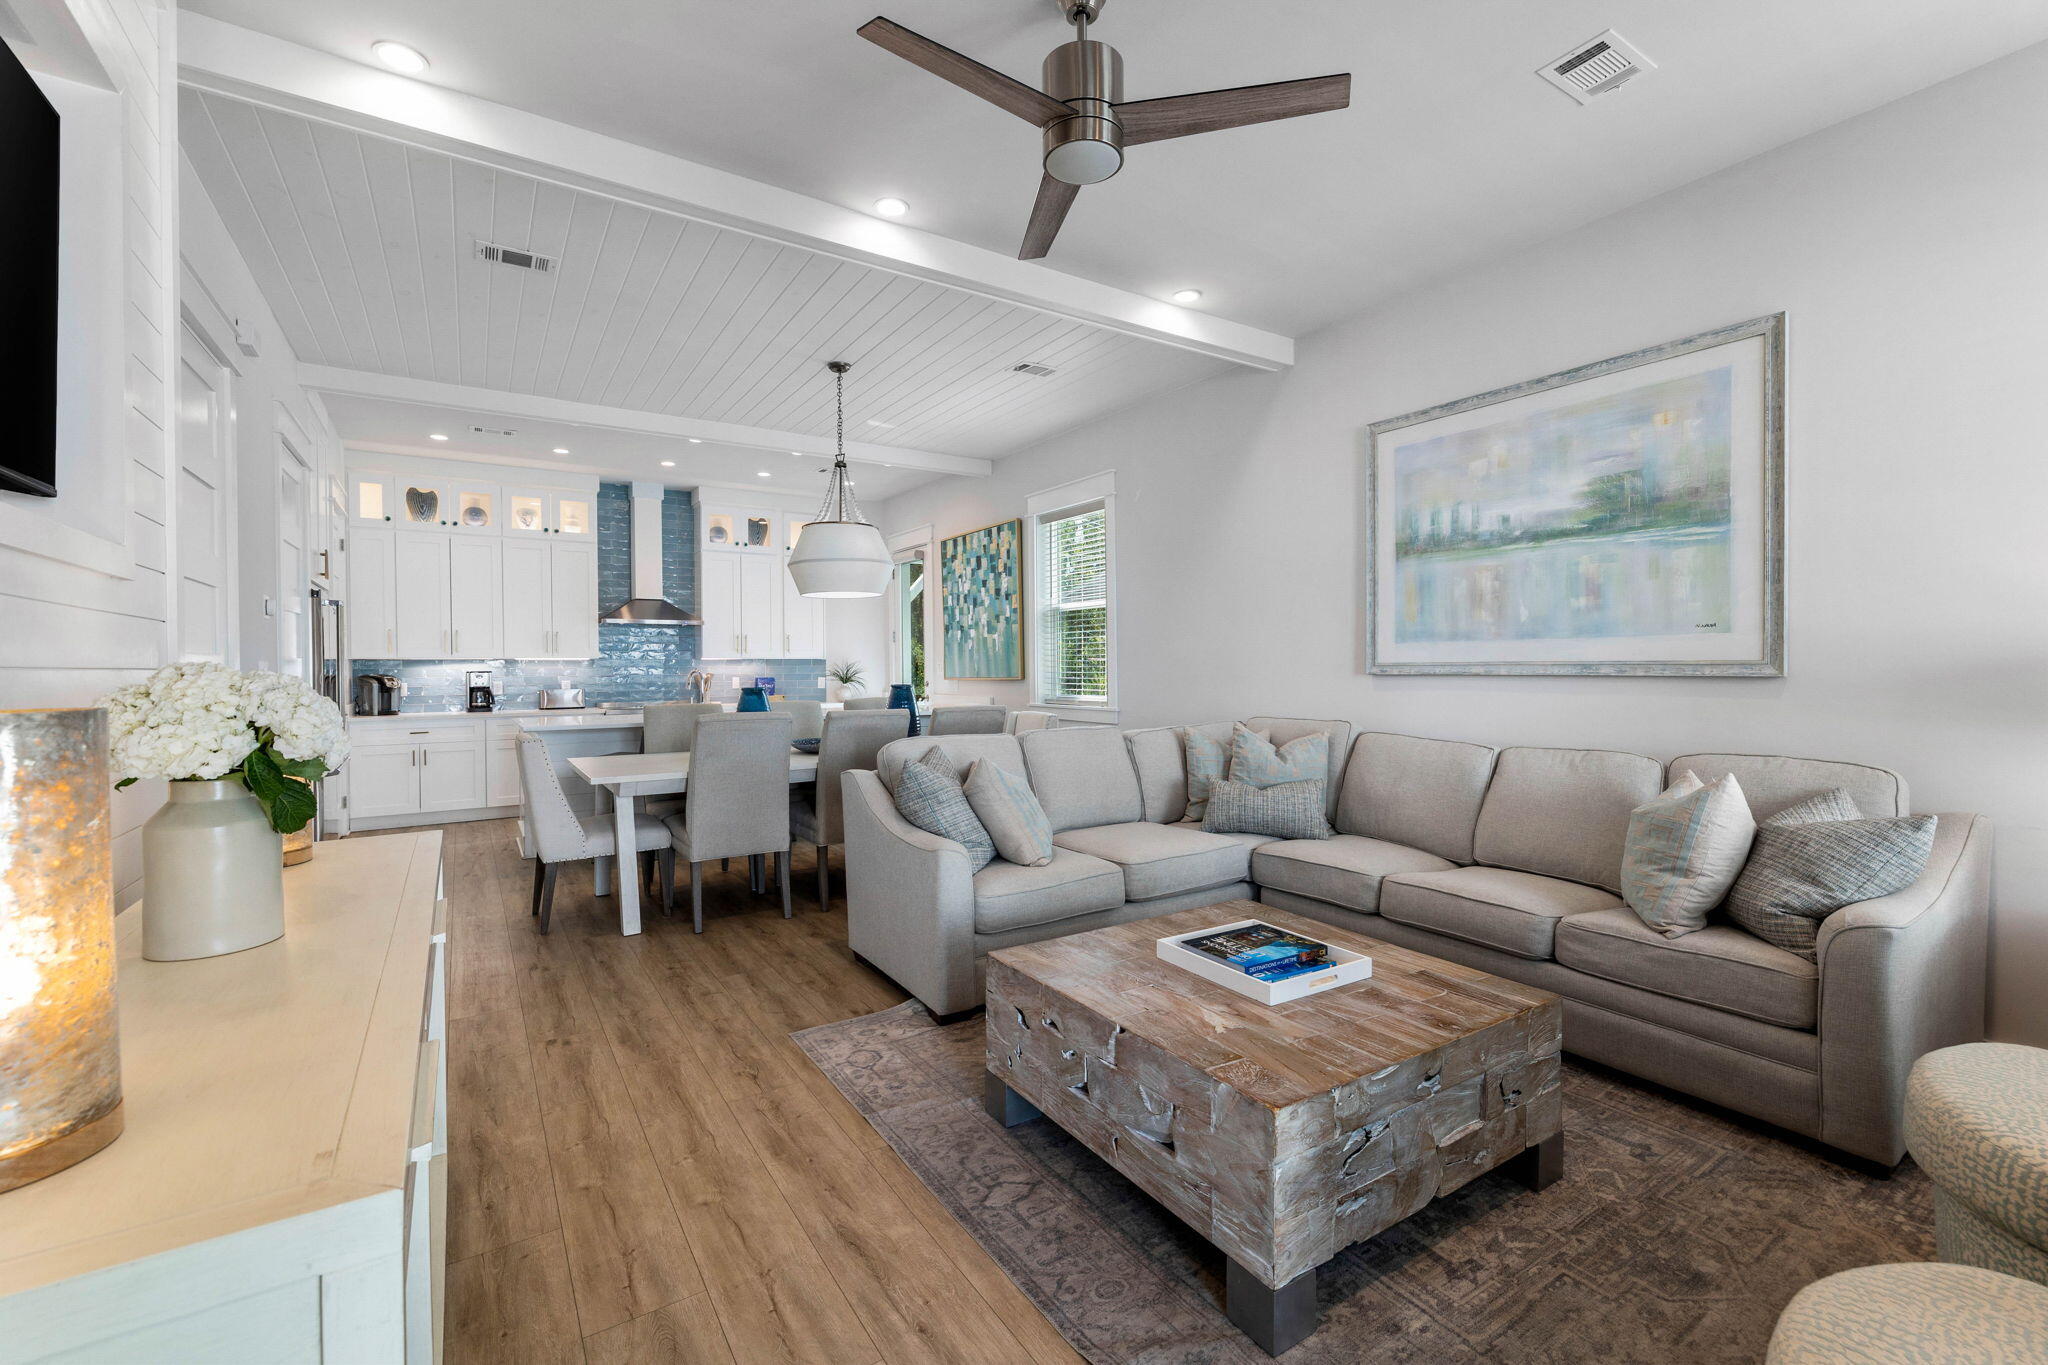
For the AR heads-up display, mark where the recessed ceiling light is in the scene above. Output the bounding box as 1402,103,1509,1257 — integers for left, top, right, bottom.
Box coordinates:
660,460,675,467
687,438,703,444
757,471,772,478
873,197,909,218
428,432,449,441
791,451,803,457
552,447,570,454
1171,288,1203,305
372,41,429,74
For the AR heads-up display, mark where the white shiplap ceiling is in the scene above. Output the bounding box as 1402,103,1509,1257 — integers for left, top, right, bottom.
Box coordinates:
180,88,1231,463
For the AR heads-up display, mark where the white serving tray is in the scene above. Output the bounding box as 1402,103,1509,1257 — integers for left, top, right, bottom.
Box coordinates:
1156,918,1372,1005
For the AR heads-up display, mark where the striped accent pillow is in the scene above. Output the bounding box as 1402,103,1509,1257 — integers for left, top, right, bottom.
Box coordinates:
1203,778,1332,841
1726,792,1937,958
1182,727,1230,821
1228,723,1328,790
1621,771,1757,938
893,747,996,871
963,758,1053,867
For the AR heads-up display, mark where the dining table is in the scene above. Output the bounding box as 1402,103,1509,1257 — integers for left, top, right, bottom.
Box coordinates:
567,749,821,935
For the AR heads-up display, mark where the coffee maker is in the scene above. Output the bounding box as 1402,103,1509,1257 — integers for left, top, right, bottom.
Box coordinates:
465,669,497,713
353,673,405,716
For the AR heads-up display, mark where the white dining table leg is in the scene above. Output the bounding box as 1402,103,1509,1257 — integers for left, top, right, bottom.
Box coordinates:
592,786,611,897
612,785,642,936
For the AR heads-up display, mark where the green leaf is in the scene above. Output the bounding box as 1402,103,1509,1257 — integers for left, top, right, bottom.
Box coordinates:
242,746,317,833
115,776,137,790
276,757,330,782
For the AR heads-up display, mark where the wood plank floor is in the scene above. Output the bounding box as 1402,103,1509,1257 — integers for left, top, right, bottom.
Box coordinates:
410,816,1082,1365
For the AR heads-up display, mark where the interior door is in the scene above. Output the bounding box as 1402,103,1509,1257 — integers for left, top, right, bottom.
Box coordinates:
548,541,600,659
447,537,500,659
699,549,739,658
394,533,452,658
174,326,236,662
349,527,398,658
500,541,551,658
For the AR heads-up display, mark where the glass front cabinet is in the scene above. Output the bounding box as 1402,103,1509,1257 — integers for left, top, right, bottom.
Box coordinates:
504,486,594,537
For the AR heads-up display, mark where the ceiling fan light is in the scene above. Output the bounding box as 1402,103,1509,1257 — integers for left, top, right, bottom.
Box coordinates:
1044,133,1122,185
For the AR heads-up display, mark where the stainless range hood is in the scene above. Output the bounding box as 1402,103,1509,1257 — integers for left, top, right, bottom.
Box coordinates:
602,481,701,626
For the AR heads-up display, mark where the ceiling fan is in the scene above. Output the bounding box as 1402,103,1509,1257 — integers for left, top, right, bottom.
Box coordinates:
858,0,1351,260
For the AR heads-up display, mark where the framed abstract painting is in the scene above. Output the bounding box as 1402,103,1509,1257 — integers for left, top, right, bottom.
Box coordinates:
940,518,1025,681
1368,312,1785,676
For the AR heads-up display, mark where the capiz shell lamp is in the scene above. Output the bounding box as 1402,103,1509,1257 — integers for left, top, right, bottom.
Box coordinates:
0,708,123,1192
787,360,892,598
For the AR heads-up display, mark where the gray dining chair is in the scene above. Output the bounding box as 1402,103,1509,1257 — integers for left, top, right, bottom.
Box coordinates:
517,733,672,934
841,696,890,710
928,704,1007,736
643,700,723,753
769,698,826,741
791,708,910,907
663,713,795,932
1008,709,1060,734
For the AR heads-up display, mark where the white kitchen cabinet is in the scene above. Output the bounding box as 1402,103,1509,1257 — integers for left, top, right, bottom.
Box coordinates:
700,546,782,658
347,720,492,821
505,486,595,539
343,740,420,820
418,741,487,812
447,538,501,658
781,550,827,657
350,527,398,658
500,540,597,660
351,471,397,527
394,532,453,659
501,541,550,657
487,720,523,807
549,540,600,658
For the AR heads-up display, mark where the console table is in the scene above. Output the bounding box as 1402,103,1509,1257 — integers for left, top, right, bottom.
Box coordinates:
0,831,448,1363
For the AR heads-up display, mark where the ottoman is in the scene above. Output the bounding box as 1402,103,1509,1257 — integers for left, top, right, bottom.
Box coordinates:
1906,1042,2048,1285
1768,1263,2048,1363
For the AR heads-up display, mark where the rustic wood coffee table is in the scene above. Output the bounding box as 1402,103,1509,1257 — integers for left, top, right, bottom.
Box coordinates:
983,901,1564,1356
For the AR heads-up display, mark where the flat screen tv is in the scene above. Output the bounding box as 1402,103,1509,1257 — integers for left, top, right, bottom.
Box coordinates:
0,39,58,497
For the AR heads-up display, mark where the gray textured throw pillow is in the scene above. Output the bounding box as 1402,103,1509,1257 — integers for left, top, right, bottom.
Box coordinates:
893,747,996,871
963,758,1053,867
1725,805,1936,959
1202,777,1332,840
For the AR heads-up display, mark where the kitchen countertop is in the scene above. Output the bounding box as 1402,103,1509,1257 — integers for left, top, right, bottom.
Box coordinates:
348,706,643,723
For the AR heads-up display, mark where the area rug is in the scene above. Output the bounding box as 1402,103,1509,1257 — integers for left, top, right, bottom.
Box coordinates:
793,1001,1934,1364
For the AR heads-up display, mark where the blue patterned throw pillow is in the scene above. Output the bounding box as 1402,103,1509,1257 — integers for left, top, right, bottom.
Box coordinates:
1227,723,1328,790
1726,787,1935,959
1621,771,1757,938
963,759,1053,867
893,747,995,871
1203,778,1332,840
1182,726,1230,821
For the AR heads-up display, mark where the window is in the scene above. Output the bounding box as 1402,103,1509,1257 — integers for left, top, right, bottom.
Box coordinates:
1030,473,1115,710
896,551,927,697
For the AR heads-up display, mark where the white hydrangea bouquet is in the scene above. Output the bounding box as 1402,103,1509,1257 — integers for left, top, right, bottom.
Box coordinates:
101,662,350,834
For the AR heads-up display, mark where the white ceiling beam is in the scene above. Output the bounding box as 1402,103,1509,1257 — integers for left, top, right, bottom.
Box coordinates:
177,14,1294,373
299,365,992,480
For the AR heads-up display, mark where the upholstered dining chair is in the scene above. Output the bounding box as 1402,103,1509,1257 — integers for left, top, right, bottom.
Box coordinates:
1007,709,1060,734
791,708,910,907
516,733,672,934
664,713,795,932
841,696,890,710
928,704,1007,735
643,700,723,753
769,698,826,742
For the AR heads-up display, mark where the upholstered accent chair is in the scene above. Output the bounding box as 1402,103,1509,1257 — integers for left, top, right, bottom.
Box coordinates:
516,733,672,934
790,708,910,906
1907,1043,2048,1284
1007,710,1060,734
663,713,795,932
1768,1262,2048,1363
928,705,1007,736
770,698,826,741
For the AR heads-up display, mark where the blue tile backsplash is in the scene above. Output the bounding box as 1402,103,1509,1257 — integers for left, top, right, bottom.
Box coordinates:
353,482,825,710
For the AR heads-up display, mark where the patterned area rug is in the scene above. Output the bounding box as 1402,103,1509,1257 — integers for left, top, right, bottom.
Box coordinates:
793,1001,1934,1364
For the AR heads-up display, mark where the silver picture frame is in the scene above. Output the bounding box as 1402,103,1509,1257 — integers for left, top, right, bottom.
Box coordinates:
1366,312,1785,677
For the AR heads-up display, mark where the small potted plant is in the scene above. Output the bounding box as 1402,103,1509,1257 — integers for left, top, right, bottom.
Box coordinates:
826,660,867,702
102,662,350,962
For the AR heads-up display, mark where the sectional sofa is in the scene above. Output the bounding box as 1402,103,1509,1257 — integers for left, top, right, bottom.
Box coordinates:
841,718,1992,1166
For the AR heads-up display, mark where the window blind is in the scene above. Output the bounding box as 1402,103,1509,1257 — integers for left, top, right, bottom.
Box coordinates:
1036,501,1109,705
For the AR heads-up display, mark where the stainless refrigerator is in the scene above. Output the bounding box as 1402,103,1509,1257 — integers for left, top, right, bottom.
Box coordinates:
310,587,346,837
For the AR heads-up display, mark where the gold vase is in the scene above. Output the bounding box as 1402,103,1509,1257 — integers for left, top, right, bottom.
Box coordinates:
0,708,124,1193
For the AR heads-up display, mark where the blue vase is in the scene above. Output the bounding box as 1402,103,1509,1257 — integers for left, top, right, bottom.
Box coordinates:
888,683,919,736
737,686,768,713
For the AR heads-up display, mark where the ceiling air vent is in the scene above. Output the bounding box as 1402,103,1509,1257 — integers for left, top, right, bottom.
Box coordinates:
1011,362,1057,377
1539,29,1655,105
476,241,554,273
467,424,518,437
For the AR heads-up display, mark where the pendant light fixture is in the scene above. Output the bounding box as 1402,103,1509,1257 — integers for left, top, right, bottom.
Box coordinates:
787,360,892,598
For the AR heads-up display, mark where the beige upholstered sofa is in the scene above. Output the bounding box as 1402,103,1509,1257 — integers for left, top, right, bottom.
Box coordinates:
841,719,1991,1166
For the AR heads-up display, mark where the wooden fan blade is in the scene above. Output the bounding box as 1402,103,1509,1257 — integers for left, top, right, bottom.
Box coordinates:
858,17,1070,125
1019,174,1079,260
1117,72,1351,146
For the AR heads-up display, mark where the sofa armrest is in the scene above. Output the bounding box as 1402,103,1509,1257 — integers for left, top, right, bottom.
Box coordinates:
1817,813,1992,1165
841,769,982,1016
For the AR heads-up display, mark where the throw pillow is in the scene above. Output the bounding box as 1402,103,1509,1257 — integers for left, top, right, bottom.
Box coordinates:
893,747,996,871
1228,723,1328,789
1726,810,1938,959
1620,771,1758,938
1203,778,1333,841
1764,788,1864,827
963,759,1053,867
1182,726,1230,821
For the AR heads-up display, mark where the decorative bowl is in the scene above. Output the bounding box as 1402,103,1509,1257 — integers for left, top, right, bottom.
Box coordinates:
791,739,821,754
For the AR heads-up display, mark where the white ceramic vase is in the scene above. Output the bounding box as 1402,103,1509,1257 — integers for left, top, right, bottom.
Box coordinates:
141,779,285,961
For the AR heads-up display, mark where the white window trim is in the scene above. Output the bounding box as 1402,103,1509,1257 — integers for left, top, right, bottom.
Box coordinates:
886,524,933,690
1026,471,1117,724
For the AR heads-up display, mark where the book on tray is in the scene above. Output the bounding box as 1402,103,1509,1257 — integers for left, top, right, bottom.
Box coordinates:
1175,922,1335,984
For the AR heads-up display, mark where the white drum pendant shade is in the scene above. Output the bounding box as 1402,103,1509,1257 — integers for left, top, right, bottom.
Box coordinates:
790,360,891,598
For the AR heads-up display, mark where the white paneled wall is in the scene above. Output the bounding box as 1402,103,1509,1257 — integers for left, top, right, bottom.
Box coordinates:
0,0,178,906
